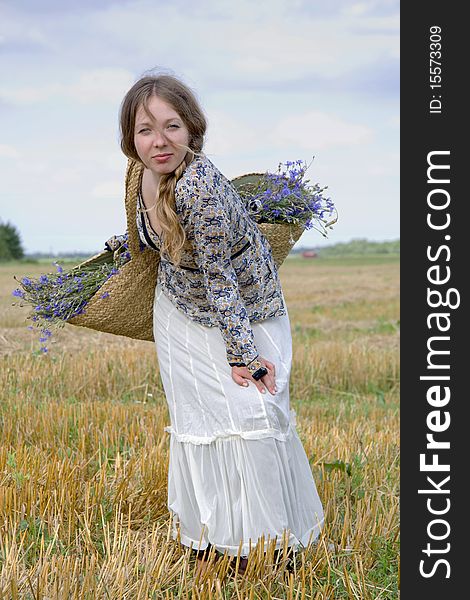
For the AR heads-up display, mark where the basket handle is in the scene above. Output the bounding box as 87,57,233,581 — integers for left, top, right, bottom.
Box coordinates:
124,159,145,258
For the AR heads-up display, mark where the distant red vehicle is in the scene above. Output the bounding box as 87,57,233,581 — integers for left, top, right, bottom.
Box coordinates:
301,250,318,258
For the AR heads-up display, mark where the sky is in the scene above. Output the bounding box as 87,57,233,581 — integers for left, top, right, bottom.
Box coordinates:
0,0,399,254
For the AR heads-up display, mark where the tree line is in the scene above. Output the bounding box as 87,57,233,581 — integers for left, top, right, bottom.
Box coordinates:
293,238,400,256
0,221,24,261
0,222,400,263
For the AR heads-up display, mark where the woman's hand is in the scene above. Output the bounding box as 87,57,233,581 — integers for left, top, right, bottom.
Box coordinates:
231,357,277,395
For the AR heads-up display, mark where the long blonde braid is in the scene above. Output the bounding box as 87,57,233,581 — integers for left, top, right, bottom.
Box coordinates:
140,147,205,266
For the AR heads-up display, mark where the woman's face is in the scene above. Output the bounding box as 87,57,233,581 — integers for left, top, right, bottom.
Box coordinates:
134,95,190,180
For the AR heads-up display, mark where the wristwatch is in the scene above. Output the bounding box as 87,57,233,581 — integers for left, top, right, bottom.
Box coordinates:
230,356,268,381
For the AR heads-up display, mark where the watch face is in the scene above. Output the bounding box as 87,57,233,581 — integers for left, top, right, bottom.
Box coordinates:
247,359,262,372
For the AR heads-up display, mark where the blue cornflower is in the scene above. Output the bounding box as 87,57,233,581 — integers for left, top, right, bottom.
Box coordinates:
105,267,119,280
39,275,49,284
12,289,25,298
22,277,32,286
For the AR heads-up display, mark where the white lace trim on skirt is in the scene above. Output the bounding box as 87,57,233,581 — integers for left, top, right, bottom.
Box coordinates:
164,408,298,444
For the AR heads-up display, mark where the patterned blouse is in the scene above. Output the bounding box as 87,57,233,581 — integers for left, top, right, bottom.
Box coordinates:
135,152,286,367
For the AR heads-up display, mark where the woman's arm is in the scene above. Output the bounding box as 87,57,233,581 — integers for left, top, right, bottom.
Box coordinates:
104,232,128,252
188,193,260,367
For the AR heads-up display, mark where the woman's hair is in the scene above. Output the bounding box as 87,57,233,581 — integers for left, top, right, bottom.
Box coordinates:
119,72,207,265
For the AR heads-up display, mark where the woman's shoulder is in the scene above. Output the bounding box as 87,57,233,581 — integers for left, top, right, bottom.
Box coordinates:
175,153,226,202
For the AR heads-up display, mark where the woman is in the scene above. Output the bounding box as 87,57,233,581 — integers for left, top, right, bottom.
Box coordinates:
118,73,324,577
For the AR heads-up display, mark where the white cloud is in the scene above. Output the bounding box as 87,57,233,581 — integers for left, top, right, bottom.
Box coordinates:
268,111,374,150
68,69,135,104
0,68,135,106
83,1,398,82
344,2,374,16
0,11,53,51
50,168,86,186
0,144,20,158
91,180,123,199
341,0,399,18
204,110,260,155
0,83,61,105
0,2,399,103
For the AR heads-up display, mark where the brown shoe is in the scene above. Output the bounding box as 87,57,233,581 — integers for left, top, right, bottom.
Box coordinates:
194,544,223,578
273,548,295,574
230,556,248,576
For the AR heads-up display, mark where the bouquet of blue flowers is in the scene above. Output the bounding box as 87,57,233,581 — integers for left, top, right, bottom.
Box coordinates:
234,158,336,235
232,158,336,265
11,239,131,353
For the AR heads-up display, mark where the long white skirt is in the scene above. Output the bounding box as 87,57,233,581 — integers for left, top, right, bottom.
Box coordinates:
153,282,324,558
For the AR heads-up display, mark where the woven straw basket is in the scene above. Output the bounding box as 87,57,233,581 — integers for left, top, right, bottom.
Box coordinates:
231,172,304,267
67,163,303,341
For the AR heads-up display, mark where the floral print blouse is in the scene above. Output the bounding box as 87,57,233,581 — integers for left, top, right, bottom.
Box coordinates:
135,152,286,367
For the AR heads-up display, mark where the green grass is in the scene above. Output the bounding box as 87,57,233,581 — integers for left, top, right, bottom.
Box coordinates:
286,253,400,266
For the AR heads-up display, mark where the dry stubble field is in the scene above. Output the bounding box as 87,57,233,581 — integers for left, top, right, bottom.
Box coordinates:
0,255,399,599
